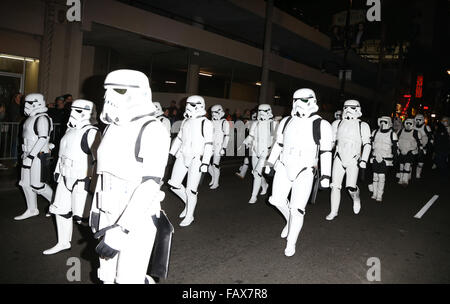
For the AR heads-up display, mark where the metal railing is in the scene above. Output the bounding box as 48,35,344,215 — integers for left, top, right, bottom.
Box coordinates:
0,122,64,161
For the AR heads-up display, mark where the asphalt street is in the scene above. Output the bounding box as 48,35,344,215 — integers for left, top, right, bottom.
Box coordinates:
0,162,449,284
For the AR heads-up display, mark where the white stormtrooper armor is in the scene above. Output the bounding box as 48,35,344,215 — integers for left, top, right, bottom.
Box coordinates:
235,112,257,179
243,104,276,204
89,70,171,284
265,88,332,257
208,104,230,189
168,95,213,227
15,93,54,220
153,101,171,134
326,99,371,221
43,99,101,255
368,116,398,202
414,114,432,179
397,118,422,185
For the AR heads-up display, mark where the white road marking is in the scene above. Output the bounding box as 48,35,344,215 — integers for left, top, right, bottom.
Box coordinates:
414,195,439,219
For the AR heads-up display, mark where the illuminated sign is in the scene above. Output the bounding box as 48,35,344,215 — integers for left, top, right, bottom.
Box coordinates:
415,75,423,98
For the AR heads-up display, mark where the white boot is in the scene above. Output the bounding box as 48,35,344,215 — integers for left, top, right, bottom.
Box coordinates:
284,209,304,257
248,196,257,204
349,187,361,214
180,190,197,227
208,165,214,186
416,164,423,179
210,166,220,189
326,187,340,220
376,174,385,202
235,158,249,179
274,201,290,238
14,187,39,220
43,215,72,255
170,185,187,218
260,177,269,195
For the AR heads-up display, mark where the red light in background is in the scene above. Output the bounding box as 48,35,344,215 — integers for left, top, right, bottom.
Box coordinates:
403,94,411,98
423,106,429,110
415,75,423,98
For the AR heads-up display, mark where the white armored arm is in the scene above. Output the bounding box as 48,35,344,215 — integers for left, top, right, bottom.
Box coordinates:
319,119,333,181
169,120,184,156
201,119,214,166
331,120,340,148
28,116,51,158
266,117,288,166
222,120,231,150
360,122,371,165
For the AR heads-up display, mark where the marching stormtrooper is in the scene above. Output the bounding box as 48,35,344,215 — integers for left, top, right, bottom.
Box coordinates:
168,95,213,227
14,93,54,220
235,112,257,179
397,118,422,185
43,99,101,255
89,69,172,284
208,104,230,189
243,104,276,204
153,101,171,134
326,99,371,221
368,116,398,202
265,88,332,257
414,114,432,179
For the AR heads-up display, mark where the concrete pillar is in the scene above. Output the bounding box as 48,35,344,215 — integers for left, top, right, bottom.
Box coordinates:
39,0,83,102
258,0,273,105
186,63,199,95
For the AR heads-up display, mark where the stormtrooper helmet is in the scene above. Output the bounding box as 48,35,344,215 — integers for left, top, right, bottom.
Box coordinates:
414,114,425,127
404,118,414,131
291,88,319,118
342,99,362,120
68,99,97,129
24,93,47,117
257,104,273,121
377,116,392,131
334,110,343,120
184,95,206,118
153,102,164,117
101,69,155,125
211,104,225,120
441,116,449,127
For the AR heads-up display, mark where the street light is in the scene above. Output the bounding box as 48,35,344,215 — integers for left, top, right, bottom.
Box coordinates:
447,69,450,75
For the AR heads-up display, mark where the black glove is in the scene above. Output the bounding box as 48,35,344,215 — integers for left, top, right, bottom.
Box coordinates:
89,212,100,233
54,172,60,182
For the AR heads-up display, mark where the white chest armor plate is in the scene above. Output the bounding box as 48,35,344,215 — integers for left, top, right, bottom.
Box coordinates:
336,119,362,164
212,119,225,150
179,117,208,162
279,116,318,180
97,117,155,183
22,114,51,153
398,130,418,154
253,120,273,156
58,127,93,181
372,131,393,159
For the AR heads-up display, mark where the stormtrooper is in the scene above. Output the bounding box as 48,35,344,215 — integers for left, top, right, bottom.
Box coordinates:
168,95,213,227
326,99,371,221
235,112,257,179
414,114,432,179
14,93,54,220
397,118,422,185
153,101,171,134
89,69,171,284
368,116,398,202
243,104,276,204
43,99,101,255
265,88,332,257
208,104,230,189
